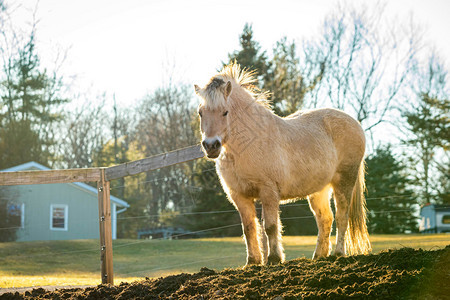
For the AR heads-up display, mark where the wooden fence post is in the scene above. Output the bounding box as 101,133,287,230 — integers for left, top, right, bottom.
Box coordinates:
97,168,114,285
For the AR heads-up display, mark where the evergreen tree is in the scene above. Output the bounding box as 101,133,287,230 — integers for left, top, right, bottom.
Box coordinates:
177,159,242,237
0,32,68,168
0,120,42,167
403,54,449,205
264,38,324,116
404,93,449,204
405,94,449,148
365,146,418,233
280,203,317,235
227,23,269,87
227,26,324,117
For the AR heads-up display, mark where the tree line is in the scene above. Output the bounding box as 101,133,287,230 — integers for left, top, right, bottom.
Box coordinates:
1,1,448,241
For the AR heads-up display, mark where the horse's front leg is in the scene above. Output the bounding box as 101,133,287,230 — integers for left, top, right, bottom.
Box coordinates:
230,190,263,266
260,187,285,264
260,206,269,264
308,185,333,259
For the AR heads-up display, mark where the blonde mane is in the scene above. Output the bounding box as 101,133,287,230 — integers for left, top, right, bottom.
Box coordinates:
201,63,271,110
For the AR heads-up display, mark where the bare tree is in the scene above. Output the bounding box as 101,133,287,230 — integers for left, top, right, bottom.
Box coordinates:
305,2,420,137
58,95,108,169
130,82,198,229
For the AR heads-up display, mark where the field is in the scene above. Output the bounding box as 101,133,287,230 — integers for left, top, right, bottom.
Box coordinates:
0,234,449,290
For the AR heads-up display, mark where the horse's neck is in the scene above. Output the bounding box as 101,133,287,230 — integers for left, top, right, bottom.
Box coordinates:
232,98,276,130
223,98,277,159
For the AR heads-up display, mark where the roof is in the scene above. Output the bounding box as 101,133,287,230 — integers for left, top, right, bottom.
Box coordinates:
1,161,129,208
421,203,450,211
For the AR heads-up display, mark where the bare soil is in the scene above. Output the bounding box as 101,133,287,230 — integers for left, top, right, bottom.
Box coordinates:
1,246,449,300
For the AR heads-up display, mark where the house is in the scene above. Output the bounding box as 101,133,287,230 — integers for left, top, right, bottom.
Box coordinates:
1,162,129,241
419,203,450,233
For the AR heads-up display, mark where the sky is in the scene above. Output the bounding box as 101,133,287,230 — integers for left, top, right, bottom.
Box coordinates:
6,0,450,108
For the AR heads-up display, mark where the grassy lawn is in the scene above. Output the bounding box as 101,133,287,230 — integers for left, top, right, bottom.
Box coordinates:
0,234,448,288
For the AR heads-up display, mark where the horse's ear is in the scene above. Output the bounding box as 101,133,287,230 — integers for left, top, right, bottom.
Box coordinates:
194,84,201,95
224,81,232,99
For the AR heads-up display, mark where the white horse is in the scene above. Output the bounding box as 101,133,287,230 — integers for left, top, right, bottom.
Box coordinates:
195,63,371,265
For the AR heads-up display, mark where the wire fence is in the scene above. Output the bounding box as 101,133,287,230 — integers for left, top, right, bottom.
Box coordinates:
1,205,440,278
1,159,449,287
0,205,436,252
0,160,447,232
1,192,439,232
1,208,448,284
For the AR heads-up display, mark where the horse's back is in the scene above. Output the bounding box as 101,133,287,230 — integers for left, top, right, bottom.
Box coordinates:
301,108,366,179
317,108,365,164
285,108,365,155
283,108,365,181
267,109,353,198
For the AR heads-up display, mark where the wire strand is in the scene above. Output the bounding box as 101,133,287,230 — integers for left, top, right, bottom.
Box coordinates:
112,223,244,250
1,207,433,258
117,254,242,277
109,167,217,190
1,194,446,231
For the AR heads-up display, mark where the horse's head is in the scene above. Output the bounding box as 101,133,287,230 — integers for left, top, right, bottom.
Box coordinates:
194,78,232,159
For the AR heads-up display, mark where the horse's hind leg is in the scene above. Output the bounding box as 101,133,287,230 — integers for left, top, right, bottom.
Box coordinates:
332,171,358,256
260,187,285,264
260,206,269,264
230,190,263,266
308,185,333,259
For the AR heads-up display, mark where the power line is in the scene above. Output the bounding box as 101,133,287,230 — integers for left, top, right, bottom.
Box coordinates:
117,254,242,277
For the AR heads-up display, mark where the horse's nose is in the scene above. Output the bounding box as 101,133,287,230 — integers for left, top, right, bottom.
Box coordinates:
211,139,221,150
202,139,221,152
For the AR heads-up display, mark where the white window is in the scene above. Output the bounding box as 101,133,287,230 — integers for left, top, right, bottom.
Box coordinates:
443,215,450,224
50,204,68,231
7,203,24,228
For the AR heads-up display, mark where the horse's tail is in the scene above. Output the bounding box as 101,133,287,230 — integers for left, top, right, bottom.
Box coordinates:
346,160,371,255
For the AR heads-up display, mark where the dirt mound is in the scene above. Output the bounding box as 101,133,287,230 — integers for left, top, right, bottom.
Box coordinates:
2,246,449,300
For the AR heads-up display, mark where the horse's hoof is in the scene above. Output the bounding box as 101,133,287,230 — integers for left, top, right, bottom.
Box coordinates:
334,251,345,257
312,253,325,260
245,256,262,266
267,254,282,265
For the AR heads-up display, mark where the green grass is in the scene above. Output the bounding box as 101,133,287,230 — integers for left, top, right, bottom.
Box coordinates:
0,234,448,288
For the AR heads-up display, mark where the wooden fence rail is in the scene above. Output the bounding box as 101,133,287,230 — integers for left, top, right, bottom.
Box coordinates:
105,144,204,181
0,168,102,185
0,145,203,186
0,144,205,284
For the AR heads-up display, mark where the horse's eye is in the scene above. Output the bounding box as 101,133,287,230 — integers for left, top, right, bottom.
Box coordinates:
198,111,202,117
223,111,228,117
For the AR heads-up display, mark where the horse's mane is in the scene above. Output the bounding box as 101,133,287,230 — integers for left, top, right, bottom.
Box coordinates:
202,62,271,110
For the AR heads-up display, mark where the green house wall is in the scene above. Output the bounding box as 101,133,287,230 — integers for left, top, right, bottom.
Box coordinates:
6,183,104,241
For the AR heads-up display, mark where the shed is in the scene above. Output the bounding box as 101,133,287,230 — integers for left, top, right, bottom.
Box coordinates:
419,204,450,233
1,162,129,241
